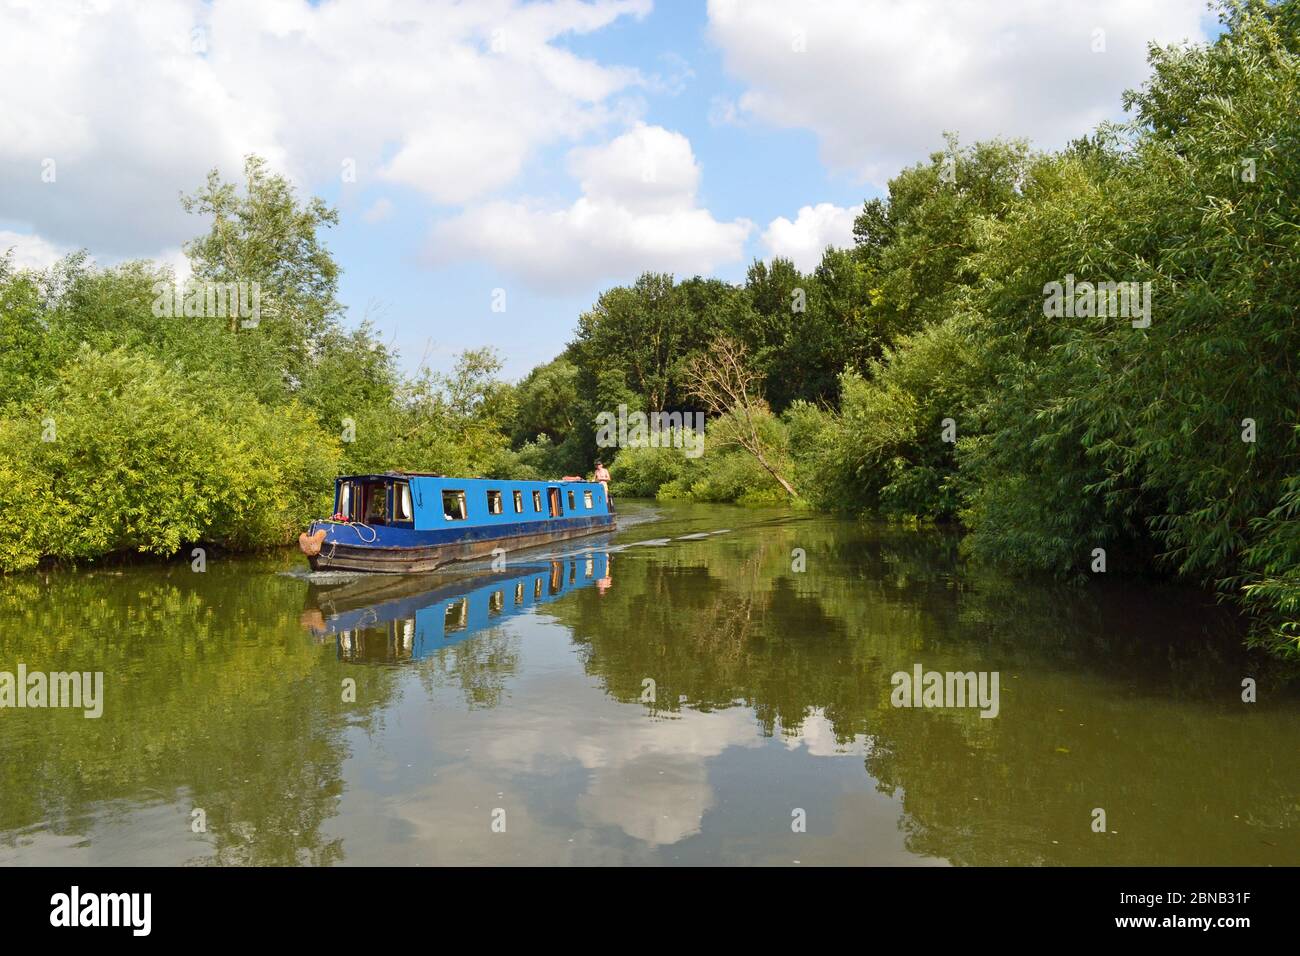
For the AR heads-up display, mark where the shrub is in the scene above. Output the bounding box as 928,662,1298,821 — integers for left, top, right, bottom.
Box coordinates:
0,348,340,570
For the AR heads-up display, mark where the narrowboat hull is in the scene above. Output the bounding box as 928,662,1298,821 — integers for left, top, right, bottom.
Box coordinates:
304,514,615,574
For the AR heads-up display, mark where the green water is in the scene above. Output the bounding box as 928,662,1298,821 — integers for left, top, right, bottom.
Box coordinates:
1,501,1297,865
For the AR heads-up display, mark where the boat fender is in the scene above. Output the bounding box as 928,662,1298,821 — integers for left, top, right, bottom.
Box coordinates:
299,529,327,556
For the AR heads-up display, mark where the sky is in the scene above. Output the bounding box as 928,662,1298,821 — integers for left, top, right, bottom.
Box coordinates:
0,0,1218,380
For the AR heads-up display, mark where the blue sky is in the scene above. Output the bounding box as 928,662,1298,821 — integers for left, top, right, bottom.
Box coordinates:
0,0,1219,380
319,1,865,378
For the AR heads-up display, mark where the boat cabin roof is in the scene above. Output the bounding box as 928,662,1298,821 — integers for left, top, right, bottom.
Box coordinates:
336,473,595,486
331,473,610,530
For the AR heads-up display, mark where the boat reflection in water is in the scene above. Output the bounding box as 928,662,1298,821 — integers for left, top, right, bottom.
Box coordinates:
301,551,612,664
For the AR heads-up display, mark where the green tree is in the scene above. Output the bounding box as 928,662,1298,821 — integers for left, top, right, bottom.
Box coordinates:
181,154,343,393
570,272,697,413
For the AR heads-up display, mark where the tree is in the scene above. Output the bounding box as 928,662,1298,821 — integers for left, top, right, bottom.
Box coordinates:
685,338,797,498
509,357,580,447
851,134,1031,343
957,0,1300,656
569,272,696,412
181,154,343,389
0,253,57,407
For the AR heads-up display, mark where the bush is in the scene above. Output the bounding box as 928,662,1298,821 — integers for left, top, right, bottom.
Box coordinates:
608,443,689,497
0,348,340,570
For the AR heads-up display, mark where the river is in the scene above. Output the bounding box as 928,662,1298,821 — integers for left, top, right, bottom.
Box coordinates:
1,500,1297,865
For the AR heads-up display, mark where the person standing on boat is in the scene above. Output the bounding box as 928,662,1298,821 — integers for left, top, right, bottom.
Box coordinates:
594,460,611,505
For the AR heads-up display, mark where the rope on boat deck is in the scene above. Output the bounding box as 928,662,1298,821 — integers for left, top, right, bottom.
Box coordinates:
318,518,379,545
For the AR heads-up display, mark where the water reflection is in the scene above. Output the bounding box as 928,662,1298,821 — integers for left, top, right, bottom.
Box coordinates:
302,553,611,664
1,503,1297,865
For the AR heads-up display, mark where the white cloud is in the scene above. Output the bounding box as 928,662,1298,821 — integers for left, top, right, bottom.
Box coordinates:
644,51,695,96
0,226,192,285
429,124,753,291
0,230,72,271
762,202,857,271
707,0,1207,183
707,94,743,127
0,0,651,256
569,122,702,213
361,198,395,224
155,246,193,287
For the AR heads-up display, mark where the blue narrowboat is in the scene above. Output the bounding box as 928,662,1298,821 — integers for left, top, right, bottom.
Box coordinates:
299,472,615,573
301,552,613,662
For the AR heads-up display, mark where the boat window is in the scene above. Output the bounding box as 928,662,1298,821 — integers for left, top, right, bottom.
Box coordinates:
534,578,543,599
512,490,524,513
532,490,542,512
442,490,467,521
514,582,524,605
338,482,352,518
547,488,561,517
364,484,389,524
394,481,413,522
583,490,593,509
487,490,503,515
489,590,504,615
567,490,576,511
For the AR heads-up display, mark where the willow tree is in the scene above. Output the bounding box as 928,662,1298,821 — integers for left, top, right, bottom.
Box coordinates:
181,154,343,392
959,0,1300,655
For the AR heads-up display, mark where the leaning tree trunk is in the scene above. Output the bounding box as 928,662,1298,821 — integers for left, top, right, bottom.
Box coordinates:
753,447,798,498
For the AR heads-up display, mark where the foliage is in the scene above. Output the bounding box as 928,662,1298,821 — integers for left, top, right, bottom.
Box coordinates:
685,336,798,497
0,160,511,570
607,443,690,498
3,0,1296,655
181,154,343,392
958,1,1300,656
556,1,1299,654
0,348,339,570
